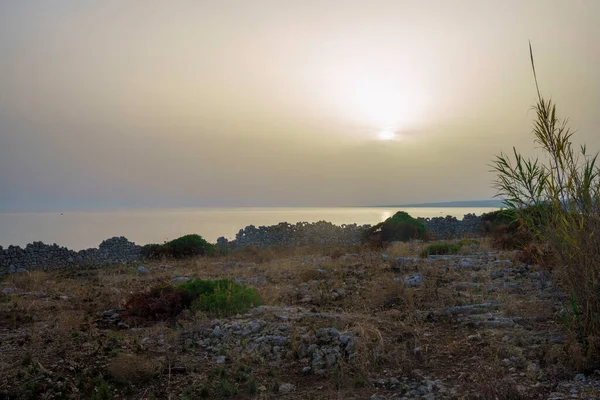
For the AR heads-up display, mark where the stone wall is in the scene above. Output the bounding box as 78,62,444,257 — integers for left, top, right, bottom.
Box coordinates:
222,214,486,248
0,237,141,276
418,213,484,239
222,221,370,248
0,214,487,276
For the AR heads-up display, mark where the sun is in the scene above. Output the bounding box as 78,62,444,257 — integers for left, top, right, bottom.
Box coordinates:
377,129,396,141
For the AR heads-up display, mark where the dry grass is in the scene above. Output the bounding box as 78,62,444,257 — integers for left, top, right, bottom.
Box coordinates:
0,240,589,398
107,353,161,383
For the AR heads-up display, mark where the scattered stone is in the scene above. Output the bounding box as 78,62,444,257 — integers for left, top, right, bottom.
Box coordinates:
436,301,501,316
403,273,424,288
395,257,417,264
137,266,149,276
278,383,295,393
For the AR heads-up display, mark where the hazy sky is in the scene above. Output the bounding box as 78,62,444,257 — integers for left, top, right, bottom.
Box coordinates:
1,1,599,211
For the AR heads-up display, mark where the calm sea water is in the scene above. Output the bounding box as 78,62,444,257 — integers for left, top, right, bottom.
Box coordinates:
0,207,497,250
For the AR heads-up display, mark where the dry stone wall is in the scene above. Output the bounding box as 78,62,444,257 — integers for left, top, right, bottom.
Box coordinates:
0,237,141,276
418,213,485,239
223,214,486,248
227,221,369,248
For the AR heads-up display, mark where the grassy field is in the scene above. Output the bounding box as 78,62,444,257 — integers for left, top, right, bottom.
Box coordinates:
0,239,595,399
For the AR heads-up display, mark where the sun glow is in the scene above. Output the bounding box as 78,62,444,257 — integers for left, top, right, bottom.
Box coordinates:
377,129,396,141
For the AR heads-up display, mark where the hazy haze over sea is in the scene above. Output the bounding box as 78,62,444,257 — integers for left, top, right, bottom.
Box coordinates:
0,207,497,250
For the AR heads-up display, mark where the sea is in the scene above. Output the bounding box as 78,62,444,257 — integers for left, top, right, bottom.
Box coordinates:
0,207,498,251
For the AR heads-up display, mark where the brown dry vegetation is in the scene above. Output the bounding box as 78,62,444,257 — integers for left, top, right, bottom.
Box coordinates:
0,238,596,399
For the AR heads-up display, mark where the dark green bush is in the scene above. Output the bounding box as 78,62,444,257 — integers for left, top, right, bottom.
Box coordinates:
481,209,536,249
365,211,426,243
481,209,519,231
167,234,215,257
141,234,216,259
419,243,460,258
177,279,262,316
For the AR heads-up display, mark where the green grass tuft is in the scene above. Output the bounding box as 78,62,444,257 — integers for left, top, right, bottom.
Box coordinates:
419,243,460,258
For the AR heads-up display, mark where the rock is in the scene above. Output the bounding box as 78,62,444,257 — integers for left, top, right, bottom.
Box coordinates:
16,267,27,273
460,259,474,268
527,363,539,374
8,265,16,274
137,266,149,276
326,353,337,366
215,355,226,364
172,276,191,283
2,287,15,295
67,257,74,264
278,383,295,393
490,270,505,280
403,273,424,288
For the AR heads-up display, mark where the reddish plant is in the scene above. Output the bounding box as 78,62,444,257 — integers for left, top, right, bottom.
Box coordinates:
123,286,189,320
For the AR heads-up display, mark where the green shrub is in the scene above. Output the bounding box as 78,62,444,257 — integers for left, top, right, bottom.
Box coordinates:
124,279,261,320
481,209,518,230
366,211,426,243
167,234,215,257
419,243,460,258
177,279,262,316
141,234,215,259
481,209,534,249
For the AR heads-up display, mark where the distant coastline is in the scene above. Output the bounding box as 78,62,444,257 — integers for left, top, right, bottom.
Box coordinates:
378,200,503,208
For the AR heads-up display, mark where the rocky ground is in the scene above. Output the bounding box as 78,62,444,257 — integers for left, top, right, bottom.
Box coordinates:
0,240,598,399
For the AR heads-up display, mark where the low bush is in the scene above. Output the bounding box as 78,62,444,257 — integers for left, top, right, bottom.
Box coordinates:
419,243,460,258
141,234,215,259
481,209,534,250
124,279,261,320
123,285,190,320
365,211,426,243
178,279,262,316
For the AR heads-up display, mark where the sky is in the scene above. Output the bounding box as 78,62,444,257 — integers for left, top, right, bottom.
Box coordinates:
1,1,599,211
